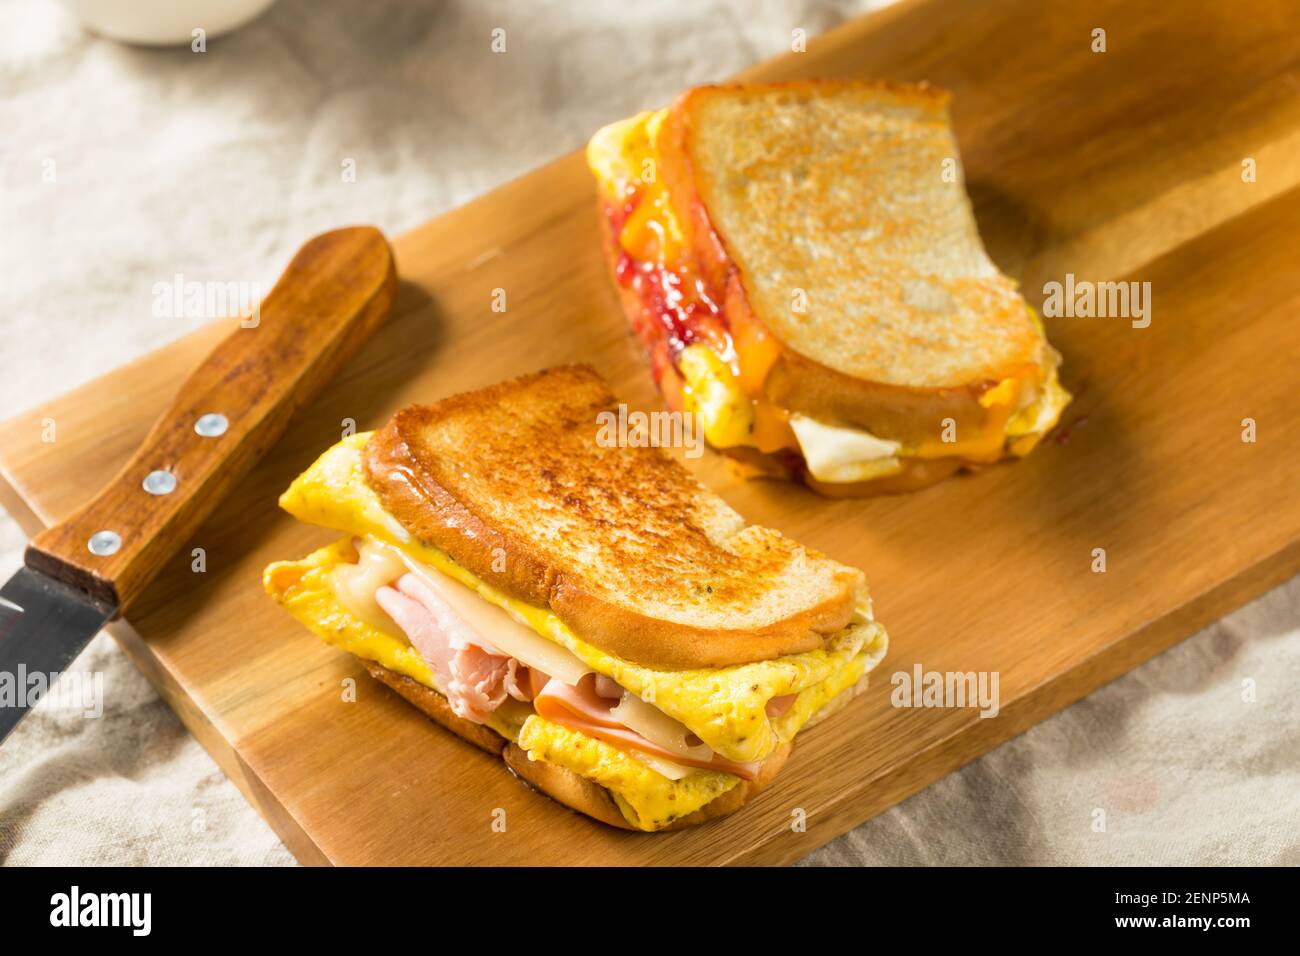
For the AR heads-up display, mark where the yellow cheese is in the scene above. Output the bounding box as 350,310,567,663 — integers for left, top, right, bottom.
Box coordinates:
788,413,903,483
326,535,406,633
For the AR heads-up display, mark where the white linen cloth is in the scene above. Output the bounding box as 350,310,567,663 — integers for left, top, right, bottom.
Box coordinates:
1,0,1296,866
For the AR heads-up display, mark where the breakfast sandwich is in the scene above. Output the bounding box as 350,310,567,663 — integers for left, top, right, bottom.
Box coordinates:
587,79,1071,495
263,366,887,831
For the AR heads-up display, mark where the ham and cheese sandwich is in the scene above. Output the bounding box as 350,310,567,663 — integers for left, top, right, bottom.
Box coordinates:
588,80,1071,495
263,366,887,831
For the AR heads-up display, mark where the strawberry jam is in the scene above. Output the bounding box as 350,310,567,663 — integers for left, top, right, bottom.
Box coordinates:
604,190,730,390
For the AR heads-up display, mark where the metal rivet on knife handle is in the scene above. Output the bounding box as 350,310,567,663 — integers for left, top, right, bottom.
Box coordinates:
194,413,229,438
142,470,177,496
87,531,122,557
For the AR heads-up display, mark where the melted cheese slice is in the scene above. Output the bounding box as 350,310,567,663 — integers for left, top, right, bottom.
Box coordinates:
356,537,594,687
789,414,903,483
273,434,888,764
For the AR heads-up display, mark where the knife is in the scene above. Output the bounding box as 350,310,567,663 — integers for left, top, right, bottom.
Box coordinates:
0,225,396,744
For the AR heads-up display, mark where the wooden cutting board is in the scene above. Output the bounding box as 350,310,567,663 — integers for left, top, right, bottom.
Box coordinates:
3,0,1299,866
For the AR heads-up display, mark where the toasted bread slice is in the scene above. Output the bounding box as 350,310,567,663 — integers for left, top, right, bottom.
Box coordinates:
363,365,864,670
645,79,1060,456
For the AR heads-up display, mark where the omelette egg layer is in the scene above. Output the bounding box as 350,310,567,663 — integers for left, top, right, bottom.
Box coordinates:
263,433,887,829
587,109,1071,479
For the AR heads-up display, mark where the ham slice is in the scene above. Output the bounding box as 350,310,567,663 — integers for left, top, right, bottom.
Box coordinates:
534,675,764,781
376,573,536,723
375,572,770,781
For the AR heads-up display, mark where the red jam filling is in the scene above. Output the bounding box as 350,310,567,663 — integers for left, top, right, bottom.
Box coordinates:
605,190,729,389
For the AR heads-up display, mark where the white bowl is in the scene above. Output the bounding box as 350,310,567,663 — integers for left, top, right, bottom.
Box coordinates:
59,0,278,47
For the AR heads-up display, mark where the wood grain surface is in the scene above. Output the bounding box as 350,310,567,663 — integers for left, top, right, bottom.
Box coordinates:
2,0,1298,865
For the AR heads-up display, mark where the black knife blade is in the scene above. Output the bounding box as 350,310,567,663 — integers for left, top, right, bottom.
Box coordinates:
0,566,115,744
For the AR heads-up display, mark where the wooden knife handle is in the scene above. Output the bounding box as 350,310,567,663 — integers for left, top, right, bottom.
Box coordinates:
25,225,397,613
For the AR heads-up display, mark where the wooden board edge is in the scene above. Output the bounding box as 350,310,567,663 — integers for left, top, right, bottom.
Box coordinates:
724,536,1300,865
732,0,925,82
0,457,42,539
103,617,330,867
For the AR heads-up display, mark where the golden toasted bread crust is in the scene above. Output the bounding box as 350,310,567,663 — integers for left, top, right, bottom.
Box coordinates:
655,80,1049,432
501,744,635,830
363,661,786,832
362,365,863,669
761,347,996,448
